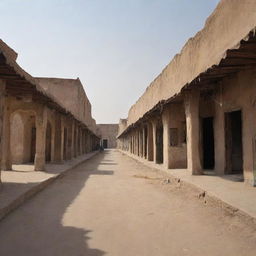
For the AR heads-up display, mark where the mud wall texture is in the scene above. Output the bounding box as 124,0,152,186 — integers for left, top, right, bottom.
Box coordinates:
36,78,97,133
125,0,256,128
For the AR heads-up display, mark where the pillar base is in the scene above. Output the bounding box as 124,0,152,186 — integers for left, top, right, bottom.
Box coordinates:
34,156,45,172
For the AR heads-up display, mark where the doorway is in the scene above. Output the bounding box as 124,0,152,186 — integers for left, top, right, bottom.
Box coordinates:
202,117,215,170
156,124,163,164
103,139,108,149
225,110,243,174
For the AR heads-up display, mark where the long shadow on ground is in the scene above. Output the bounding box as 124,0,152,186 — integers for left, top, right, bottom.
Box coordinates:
0,152,111,256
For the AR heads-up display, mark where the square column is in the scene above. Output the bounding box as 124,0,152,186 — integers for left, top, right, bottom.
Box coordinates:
34,107,47,171
243,104,256,186
214,93,225,175
79,128,83,154
71,120,75,158
142,126,145,158
151,120,157,163
1,93,12,171
184,90,202,175
162,108,170,169
147,122,154,161
53,113,63,163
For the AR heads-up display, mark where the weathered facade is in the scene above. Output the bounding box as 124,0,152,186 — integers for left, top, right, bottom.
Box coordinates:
0,40,100,181
117,0,256,186
97,124,118,148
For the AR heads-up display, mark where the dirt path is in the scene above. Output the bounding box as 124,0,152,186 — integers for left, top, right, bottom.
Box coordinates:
0,149,255,256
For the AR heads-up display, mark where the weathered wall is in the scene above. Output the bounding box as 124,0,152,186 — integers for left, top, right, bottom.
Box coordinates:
36,78,97,134
125,0,256,128
211,68,256,185
97,124,119,148
118,119,127,137
164,103,187,169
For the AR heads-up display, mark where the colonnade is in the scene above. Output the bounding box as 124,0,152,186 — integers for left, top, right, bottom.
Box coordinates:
0,80,100,174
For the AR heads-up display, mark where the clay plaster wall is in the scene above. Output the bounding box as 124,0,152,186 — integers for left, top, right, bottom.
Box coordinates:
125,0,256,128
36,78,96,133
10,113,24,164
211,68,256,185
97,124,119,148
118,119,127,137
165,103,187,169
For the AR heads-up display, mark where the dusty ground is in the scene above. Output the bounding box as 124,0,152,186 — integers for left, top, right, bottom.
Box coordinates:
0,149,255,256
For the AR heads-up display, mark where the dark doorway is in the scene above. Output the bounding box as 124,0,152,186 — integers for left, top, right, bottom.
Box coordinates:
225,110,243,174
103,139,108,149
30,127,36,163
156,124,163,164
202,117,215,170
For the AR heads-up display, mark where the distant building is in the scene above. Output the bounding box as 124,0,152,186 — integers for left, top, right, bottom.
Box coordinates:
97,124,118,149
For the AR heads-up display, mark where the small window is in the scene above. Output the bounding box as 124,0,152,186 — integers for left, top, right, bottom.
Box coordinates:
170,128,178,146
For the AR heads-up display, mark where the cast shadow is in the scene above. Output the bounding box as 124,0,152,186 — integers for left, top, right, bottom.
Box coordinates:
0,152,111,256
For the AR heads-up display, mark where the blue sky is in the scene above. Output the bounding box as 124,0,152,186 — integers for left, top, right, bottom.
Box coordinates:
0,0,219,123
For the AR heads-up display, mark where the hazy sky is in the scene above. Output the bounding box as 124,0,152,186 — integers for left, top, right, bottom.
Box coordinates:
0,0,219,123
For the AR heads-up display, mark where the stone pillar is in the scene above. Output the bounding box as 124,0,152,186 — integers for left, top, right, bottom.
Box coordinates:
142,127,145,158
85,131,89,153
54,113,63,163
151,120,157,163
79,128,83,155
74,123,78,157
184,90,202,175
76,126,80,155
147,122,154,161
34,107,47,171
1,94,12,171
139,128,142,157
137,130,140,156
60,116,65,161
71,120,75,158
50,117,55,163
243,103,256,186
214,93,225,175
162,108,170,169
67,123,72,160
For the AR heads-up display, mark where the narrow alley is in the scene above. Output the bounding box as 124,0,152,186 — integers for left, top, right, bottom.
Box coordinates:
0,150,255,256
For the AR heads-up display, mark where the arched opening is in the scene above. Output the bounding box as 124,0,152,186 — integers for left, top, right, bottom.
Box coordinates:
10,111,36,164
10,112,24,164
45,121,52,162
